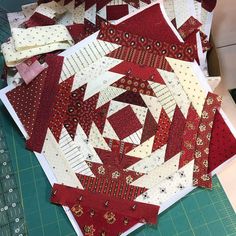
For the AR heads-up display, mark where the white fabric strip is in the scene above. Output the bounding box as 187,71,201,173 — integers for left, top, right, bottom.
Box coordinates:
149,82,177,120
21,2,38,18
84,70,124,100
12,25,73,50
127,144,167,173
135,159,194,206
166,57,207,116
84,3,97,25
126,136,155,158
7,12,26,29
60,39,121,82
1,25,74,67
43,129,83,188
158,69,191,118
131,152,181,189
35,1,67,19
59,127,94,176
72,56,123,92
73,2,85,24
141,94,162,124
96,86,126,108
74,123,103,164
173,0,195,28
163,0,175,21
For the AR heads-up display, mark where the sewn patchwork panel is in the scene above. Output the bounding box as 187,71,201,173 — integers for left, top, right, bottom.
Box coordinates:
2,3,236,236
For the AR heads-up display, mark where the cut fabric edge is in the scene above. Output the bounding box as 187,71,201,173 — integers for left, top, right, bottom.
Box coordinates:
26,54,64,153
1,80,236,236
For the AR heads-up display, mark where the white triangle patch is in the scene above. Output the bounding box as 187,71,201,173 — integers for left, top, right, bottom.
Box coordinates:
141,94,162,123
96,86,126,108
84,71,124,100
102,120,120,141
89,122,111,151
126,136,154,158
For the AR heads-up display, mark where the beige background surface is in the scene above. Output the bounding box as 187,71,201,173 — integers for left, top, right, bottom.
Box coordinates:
212,0,236,128
212,0,236,213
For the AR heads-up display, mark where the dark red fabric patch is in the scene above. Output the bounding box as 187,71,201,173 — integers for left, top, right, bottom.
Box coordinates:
75,0,85,8
48,76,74,142
123,0,139,8
107,105,142,140
113,90,147,107
106,5,129,21
107,45,173,71
51,184,159,235
201,0,217,12
84,0,97,10
165,106,186,161
26,55,64,153
111,75,156,97
99,22,198,63
6,70,47,137
66,24,86,43
95,146,140,169
193,93,222,189
208,110,236,173
179,105,200,168
97,0,112,11
116,4,180,43
109,61,165,84
81,161,143,185
177,16,201,38
152,108,171,151
64,85,109,138
25,12,55,28
141,110,158,143
77,172,146,200
84,18,98,36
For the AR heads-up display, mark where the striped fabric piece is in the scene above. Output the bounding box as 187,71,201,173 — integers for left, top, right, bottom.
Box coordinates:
107,46,172,71
60,39,121,81
59,127,94,176
149,82,177,120
77,174,147,200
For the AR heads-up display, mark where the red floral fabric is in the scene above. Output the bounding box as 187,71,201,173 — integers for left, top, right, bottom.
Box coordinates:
51,184,159,236
99,22,199,63
193,93,222,189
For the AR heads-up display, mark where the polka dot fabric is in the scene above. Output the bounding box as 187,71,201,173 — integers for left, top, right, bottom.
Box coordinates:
6,70,47,137
26,55,64,153
208,110,236,173
49,76,74,142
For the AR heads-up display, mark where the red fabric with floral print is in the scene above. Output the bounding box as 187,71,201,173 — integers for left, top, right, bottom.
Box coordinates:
193,93,222,189
51,183,159,236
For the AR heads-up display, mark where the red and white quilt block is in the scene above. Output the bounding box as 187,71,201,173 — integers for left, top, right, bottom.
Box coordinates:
1,2,236,236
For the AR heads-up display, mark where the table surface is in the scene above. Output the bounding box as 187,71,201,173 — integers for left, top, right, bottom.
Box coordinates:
0,2,236,236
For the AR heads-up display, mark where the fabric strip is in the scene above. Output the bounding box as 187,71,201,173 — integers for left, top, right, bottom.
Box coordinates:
51,183,159,224
193,92,222,189
98,22,198,63
26,55,64,153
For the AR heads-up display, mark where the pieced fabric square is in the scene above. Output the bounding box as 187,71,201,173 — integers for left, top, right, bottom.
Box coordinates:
3,3,236,236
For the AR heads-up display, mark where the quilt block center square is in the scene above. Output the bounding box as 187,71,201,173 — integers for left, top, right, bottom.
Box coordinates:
107,105,143,140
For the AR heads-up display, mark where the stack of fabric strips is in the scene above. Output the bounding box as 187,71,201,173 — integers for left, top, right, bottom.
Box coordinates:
1,1,236,236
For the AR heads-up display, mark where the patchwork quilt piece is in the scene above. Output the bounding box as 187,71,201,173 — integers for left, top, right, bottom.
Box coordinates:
2,0,215,69
1,2,236,236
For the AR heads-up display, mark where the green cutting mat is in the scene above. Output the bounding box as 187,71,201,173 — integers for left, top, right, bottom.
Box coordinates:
0,1,236,235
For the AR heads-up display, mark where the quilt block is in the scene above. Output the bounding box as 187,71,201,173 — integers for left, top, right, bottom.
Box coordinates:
1,2,236,236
